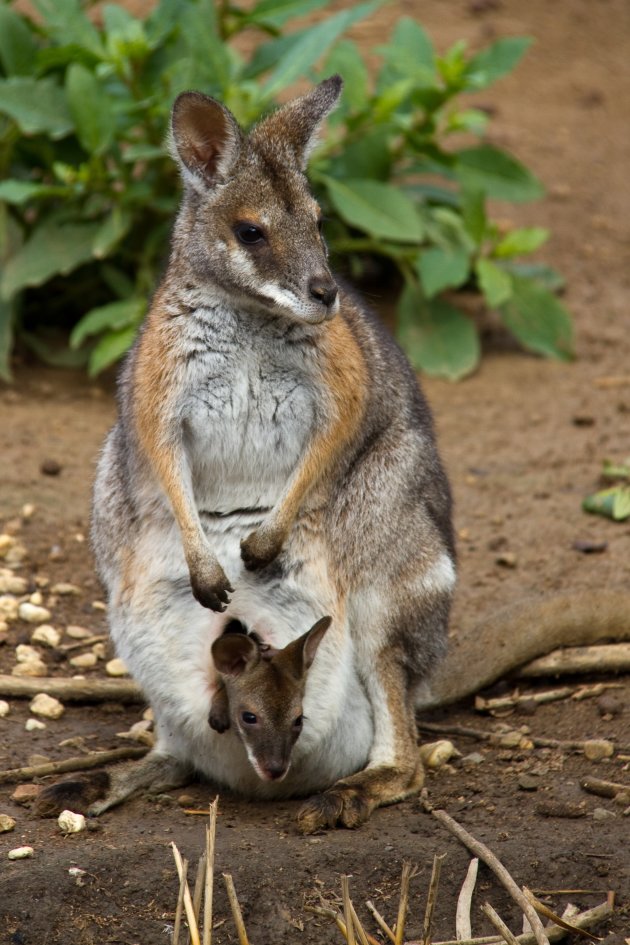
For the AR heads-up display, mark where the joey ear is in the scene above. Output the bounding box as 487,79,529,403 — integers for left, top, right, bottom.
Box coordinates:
170,91,242,191
212,633,260,677
250,75,343,170
281,616,332,678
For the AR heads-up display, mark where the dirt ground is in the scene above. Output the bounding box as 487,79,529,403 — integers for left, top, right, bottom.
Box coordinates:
1,1,629,942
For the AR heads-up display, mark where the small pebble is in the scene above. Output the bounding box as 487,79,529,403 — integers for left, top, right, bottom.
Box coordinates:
4,543,27,565
48,545,65,562
0,535,15,556
66,625,92,640
8,846,34,860
592,807,616,822
16,644,40,664
69,652,98,669
58,810,86,834
12,660,47,677
419,739,459,769
30,693,65,720
18,602,52,624
498,731,523,749
25,718,46,731
462,752,485,766
613,790,630,806
22,503,36,519
91,600,106,612
106,657,128,677
92,642,106,660
0,595,19,621
518,774,540,791
31,625,61,648
177,794,196,808
583,739,614,762
0,814,16,832
597,694,623,718
0,700,9,717
40,458,62,476
11,784,41,805
0,572,27,594
0,620,8,635
29,591,43,606
51,583,81,596
496,552,517,568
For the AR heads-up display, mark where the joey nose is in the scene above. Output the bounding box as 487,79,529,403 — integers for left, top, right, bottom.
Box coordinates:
309,276,338,308
264,762,287,781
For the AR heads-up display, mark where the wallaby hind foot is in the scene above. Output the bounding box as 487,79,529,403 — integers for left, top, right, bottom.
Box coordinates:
297,760,425,833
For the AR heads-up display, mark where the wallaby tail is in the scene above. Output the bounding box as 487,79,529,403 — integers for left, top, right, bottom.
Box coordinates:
417,590,630,709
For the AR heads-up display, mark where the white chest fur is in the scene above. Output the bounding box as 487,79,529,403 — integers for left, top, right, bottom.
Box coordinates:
178,304,317,513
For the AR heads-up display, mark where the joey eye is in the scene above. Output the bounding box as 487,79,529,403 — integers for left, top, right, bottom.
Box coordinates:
241,711,258,725
293,715,304,729
235,223,265,246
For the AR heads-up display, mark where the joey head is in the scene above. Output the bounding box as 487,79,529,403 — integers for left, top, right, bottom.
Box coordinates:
209,617,332,782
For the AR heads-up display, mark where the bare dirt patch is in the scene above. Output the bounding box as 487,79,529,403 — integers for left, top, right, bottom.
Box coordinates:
1,1,629,942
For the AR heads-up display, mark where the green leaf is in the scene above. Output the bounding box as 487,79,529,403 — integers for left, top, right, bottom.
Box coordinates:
32,0,105,58
455,146,544,203
1,218,102,299
0,181,69,205
379,18,436,84
461,188,486,243
499,260,565,292
178,2,233,93
92,208,132,259
66,63,116,155
0,7,38,76
583,486,630,522
0,77,74,138
416,247,470,298
244,0,332,29
323,177,424,243
494,227,549,257
476,258,513,307
261,1,380,98
499,275,573,360
89,325,137,376
71,298,145,349
325,127,392,181
397,284,480,380
464,37,532,90
322,40,369,114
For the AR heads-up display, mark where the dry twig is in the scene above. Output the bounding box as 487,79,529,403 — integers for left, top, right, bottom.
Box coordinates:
0,673,143,702
456,859,479,940
171,843,201,945
0,745,148,783
417,721,630,755
421,798,550,945
342,875,357,945
523,889,600,942
173,857,189,945
518,644,630,677
481,904,520,945
203,798,218,945
190,853,206,945
396,861,415,945
366,900,396,944
422,854,446,945
580,776,629,799
223,873,250,945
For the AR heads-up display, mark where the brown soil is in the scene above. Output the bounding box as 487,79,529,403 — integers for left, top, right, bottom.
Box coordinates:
1,1,629,942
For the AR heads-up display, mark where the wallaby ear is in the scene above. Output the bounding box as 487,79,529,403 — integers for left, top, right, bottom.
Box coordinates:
212,633,260,677
170,91,242,192
250,75,343,170
281,616,332,678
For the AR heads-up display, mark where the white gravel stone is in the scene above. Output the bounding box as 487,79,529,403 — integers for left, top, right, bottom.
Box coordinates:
106,657,128,677
92,642,106,660
0,700,10,717
66,625,92,640
31,624,61,648
583,739,615,762
69,652,97,669
21,503,36,519
16,644,40,663
8,846,34,860
12,660,47,678
51,582,81,596
30,693,65,720
0,814,16,832
0,535,16,557
18,602,52,624
58,810,86,834
419,739,459,769
25,718,46,731
0,595,19,621
0,570,28,594
29,591,43,606
0,620,8,634
5,543,27,565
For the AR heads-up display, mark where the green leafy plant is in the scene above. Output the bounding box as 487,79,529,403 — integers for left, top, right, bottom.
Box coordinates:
583,459,630,522
0,0,573,380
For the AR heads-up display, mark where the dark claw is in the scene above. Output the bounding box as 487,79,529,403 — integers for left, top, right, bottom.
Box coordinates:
191,580,233,612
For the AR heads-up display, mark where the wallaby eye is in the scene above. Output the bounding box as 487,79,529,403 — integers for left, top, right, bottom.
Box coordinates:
293,715,304,729
235,223,265,246
241,711,258,725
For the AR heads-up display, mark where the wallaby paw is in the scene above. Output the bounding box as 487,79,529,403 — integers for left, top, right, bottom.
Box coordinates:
34,771,110,818
297,785,373,834
240,526,284,571
190,566,234,612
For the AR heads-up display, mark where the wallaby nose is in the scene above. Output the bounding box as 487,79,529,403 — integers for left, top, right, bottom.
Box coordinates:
309,276,338,308
264,762,287,781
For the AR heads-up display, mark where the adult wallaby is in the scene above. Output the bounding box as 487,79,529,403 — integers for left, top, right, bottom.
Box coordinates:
42,76,456,830
209,617,332,783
